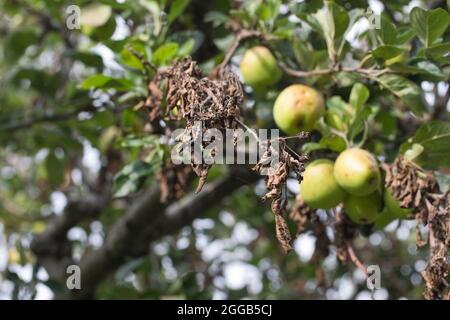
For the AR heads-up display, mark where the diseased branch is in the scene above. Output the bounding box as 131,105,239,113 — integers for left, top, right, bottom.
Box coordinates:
62,166,259,299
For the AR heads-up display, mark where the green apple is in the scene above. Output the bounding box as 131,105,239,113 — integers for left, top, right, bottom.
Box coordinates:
239,46,281,90
300,159,347,209
373,208,397,230
344,192,382,224
273,84,325,135
334,148,381,196
383,187,412,219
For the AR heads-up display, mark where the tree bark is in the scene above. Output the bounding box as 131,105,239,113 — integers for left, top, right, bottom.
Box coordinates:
32,166,259,299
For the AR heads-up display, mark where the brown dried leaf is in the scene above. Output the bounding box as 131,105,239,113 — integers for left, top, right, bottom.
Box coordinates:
275,214,293,254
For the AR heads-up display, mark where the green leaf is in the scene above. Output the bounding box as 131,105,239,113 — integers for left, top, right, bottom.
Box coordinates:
412,60,446,80
168,0,190,24
13,69,59,94
177,38,195,57
152,42,179,66
120,135,159,148
302,142,325,153
86,16,117,41
372,45,404,61
403,143,424,162
400,121,450,169
375,110,397,138
377,16,397,45
323,96,353,133
120,42,147,70
300,1,349,59
303,133,347,153
292,40,315,70
348,83,370,139
375,74,426,116
170,31,204,55
80,4,112,27
396,27,415,44
4,29,38,62
425,42,450,63
388,60,445,81
319,134,347,152
112,161,156,198
120,49,143,70
80,75,134,91
204,11,230,27
410,7,450,47
290,0,323,15
256,0,281,25
349,83,369,110
72,52,104,70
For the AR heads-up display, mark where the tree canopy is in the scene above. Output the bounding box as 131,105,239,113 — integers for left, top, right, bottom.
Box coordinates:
0,0,449,300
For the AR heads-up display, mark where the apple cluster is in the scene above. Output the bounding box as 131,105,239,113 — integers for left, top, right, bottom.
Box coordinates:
299,148,412,229
240,46,412,229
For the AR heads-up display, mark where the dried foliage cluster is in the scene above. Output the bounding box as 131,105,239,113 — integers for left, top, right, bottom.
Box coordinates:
422,192,450,300
384,157,440,223
289,196,331,286
146,59,311,252
146,58,243,193
157,163,192,203
143,57,449,299
287,156,449,298
383,157,450,299
289,196,357,286
254,137,309,253
334,210,358,264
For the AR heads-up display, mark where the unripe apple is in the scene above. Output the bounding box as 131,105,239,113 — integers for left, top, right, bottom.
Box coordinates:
373,208,397,230
273,84,325,135
383,187,412,219
300,159,347,209
239,46,281,90
344,192,382,224
334,148,381,196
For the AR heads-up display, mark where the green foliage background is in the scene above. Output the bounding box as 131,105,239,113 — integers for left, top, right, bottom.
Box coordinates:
0,0,449,300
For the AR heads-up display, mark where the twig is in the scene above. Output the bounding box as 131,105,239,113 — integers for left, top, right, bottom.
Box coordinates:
0,105,127,132
0,106,94,132
127,46,157,83
212,30,264,76
210,27,390,81
347,240,368,276
266,45,390,79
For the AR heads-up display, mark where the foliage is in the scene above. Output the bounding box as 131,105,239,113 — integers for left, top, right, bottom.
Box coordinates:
0,0,449,300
